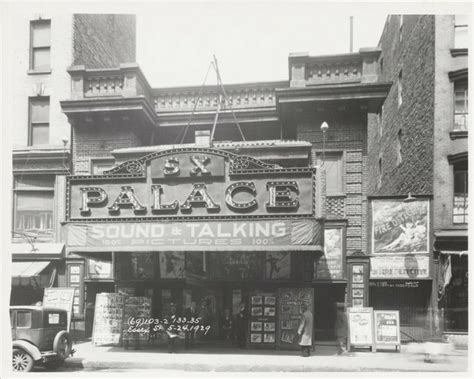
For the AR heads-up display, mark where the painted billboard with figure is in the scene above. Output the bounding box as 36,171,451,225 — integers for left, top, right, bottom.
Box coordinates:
371,199,429,255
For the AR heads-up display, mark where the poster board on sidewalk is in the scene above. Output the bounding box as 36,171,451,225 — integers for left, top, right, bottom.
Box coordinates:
43,287,75,332
374,310,401,351
92,293,126,346
122,296,152,349
277,288,314,350
347,307,375,352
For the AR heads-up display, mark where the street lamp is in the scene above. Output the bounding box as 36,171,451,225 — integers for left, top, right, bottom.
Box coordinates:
320,121,329,166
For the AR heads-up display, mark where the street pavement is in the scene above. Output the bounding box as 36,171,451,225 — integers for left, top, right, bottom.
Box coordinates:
46,340,470,374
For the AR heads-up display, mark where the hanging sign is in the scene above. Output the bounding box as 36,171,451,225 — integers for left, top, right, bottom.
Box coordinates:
374,310,401,351
347,307,375,352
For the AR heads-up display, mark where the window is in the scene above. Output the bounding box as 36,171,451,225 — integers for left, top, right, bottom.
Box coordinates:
380,57,384,75
454,15,469,49
47,312,67,327
378,106,383,136
398,70,403,107
30,20,51,71
17,311,32,328
14,175,54,239
29,97,49,145
453,160,468,224
377,157,383,189
318,153,343,194
396,129,403,166
454,81,468,130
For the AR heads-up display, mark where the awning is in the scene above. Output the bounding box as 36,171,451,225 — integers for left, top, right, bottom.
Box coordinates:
439,250,468,256
11,243,65,260
434,230,468,239
11,261,54,288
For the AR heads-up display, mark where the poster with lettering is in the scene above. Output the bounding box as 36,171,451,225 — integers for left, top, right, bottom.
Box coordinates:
372,199,429,254
347,307,374,349
277,288,313,350
374,310,400,349
43,287,75,331
314,228,344,280
92,293,126,346
122,296,152,348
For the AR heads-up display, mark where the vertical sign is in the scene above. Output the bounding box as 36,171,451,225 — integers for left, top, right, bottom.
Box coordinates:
347,255,370,308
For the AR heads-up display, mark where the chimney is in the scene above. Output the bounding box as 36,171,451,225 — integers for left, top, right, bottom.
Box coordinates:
195,130,211,147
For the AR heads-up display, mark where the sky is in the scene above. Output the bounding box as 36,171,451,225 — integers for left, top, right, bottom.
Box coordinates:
136,2,390,87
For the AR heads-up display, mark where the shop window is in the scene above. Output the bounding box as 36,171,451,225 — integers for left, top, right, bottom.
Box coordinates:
453,160,468,224
398,70,403,107
91,158,115,175
454,81,468,131
317,153,343,195
29,97,50,146
454,15,469,49
14,175,54,239
444,255,468,331
396,129,403,166
30,19,51,71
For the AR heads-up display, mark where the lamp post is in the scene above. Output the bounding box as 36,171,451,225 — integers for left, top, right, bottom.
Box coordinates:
320,121,329,166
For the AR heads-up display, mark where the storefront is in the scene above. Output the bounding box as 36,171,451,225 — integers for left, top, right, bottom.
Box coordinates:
62,147,324,348
368,198,435,342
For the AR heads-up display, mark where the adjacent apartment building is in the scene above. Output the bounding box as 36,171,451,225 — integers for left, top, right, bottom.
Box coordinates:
368,15,469,344
7,11,136,329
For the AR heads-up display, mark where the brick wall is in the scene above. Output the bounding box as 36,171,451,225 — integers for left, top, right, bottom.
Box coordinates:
367,15,435,196
73,14,136,69
297,107,368,255
72,122,143,174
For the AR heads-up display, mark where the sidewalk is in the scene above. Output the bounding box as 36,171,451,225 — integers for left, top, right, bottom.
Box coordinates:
64,340,469,372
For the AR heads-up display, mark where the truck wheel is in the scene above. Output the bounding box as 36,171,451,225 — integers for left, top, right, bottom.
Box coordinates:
53,331,72,360
12,348,34,372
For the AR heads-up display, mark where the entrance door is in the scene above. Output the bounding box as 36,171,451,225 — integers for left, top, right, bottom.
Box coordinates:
313,283,346,340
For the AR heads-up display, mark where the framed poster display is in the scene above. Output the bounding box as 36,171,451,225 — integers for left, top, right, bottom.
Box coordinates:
277,288,314,350
374,310,401,351
248,291,277,348
347,307,375,352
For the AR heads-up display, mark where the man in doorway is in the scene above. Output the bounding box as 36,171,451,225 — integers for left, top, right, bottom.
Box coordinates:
297,303,313,357
234,302,248,348
334,302,348,355
184,301,198,349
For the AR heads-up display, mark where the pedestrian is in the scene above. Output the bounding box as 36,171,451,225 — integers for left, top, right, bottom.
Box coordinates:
184,301,198,349
166,303,179,353
334,302,348,355
234,302,248,348
297,303,313,357
221,308,233,340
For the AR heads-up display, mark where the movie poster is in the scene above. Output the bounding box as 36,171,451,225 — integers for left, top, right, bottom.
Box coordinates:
265,252,290,279
159,251,185,278
371,199,429,254
314,228,344,280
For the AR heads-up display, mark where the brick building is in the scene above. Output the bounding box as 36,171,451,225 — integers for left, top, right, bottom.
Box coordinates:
7,11,136,326
367,15,469,343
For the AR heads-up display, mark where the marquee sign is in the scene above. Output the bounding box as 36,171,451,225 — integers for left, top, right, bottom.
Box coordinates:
66,148,319,221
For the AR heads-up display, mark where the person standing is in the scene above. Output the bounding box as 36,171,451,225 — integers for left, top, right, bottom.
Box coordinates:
334,302,348,355
166,304,179,353
184,301,198,349
297,303,313,357
221,308,233,340
234,302,248,348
